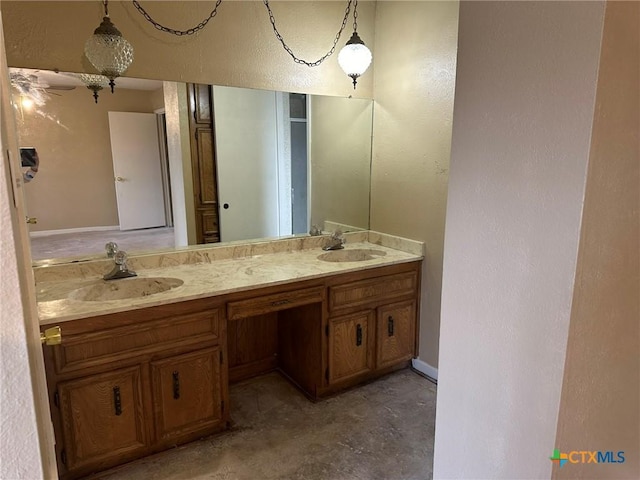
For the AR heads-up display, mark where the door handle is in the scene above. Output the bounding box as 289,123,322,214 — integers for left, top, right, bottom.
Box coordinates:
356,324,362,346
113,386,122,416
40,326,62,346
271,299,290,307
26,216,37,224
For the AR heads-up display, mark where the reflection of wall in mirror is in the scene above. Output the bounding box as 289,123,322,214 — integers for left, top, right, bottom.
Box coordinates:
16,85,164,232
310,96,373,229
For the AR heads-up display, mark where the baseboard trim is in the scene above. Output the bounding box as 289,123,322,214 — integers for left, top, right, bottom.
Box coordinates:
411,358,438,383
30,226,119,237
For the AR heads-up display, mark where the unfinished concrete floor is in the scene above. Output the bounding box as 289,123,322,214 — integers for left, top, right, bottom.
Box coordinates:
93,369,437,480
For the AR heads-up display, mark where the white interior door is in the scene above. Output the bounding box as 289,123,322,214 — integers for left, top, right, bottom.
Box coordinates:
213,86,280,242
108,112,166,231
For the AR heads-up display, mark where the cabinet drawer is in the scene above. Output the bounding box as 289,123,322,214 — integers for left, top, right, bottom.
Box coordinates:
227,286,324,320
54,309,221,374
329,271,418,311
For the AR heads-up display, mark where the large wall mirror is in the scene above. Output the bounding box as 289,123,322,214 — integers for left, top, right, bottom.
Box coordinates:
10,68,373,265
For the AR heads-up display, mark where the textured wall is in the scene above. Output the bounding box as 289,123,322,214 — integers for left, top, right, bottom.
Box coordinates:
310,95,373,230
150,86,165,112
554,2,640,479
0,9,55,478
16,87,158,231
370,1,459,369
0,98,45,480
1,1,375,99
434,2,605,478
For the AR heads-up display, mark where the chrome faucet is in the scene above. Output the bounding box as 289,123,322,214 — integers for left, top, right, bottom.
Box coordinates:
103,250,137,280
105,241,118,258
322,230,346,251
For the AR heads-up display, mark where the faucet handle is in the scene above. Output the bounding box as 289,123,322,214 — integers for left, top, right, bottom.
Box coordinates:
103,250,136,280
309,225,322,236
105,242,119,258
114,250,128,266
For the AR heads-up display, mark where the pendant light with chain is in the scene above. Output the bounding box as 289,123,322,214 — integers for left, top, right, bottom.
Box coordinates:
84,0,134,93
337,0,372,89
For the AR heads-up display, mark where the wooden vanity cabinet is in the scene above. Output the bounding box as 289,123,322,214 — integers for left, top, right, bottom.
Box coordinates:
227,285,325,396
322,263,421,394
42,297,228,480
42,260,421,478
220,261,421,398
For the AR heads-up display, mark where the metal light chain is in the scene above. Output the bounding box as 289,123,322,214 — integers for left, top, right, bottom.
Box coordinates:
263,0,352,67
132,0,223,36
353,0,358,32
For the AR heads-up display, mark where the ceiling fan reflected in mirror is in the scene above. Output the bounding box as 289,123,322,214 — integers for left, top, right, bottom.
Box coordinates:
10,69,77,109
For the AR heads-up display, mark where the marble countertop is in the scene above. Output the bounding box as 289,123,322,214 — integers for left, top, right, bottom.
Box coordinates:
37,235,423,325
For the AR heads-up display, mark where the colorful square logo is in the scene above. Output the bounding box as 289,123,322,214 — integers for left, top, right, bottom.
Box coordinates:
550,449,569,467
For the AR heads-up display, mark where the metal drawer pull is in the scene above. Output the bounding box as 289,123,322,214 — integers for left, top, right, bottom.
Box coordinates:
113,386,122,416
388,316,394,336
172,371,180,399
271,299,290,307
356,324,362,346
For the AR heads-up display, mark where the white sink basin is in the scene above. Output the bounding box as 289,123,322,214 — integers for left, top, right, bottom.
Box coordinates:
317,248,387,263
69,277,184,302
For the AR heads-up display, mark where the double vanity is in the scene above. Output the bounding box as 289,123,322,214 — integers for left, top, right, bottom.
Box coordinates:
36,231,423,479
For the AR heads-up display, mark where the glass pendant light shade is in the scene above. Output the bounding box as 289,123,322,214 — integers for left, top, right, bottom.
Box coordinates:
338,32,372,89
80,73,109,103
84,15,133,93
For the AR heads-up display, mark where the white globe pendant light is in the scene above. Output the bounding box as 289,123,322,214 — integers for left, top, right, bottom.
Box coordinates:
338,31,372,89
338,0,372,89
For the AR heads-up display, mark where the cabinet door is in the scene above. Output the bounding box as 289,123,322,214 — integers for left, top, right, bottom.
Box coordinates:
376,300,417,369
328,311,375,384
151,347,223,442
58,366,148,472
